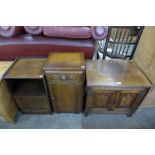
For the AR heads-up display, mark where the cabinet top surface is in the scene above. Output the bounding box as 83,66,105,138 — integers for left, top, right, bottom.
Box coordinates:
86,60,151,87
0,61,13,81
43,52,85,71
4,58,46,79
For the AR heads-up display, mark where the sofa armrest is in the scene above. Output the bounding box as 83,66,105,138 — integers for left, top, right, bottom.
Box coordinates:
91,26,108,40
24,26,43,35
0,26,24,37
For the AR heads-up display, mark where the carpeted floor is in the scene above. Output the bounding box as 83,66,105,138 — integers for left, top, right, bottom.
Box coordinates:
0,108,155,129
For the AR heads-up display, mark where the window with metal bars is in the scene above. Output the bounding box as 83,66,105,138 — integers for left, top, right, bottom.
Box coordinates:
97,26,144,60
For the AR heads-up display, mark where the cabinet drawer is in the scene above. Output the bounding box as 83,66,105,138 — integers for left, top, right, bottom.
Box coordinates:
46,72,83,83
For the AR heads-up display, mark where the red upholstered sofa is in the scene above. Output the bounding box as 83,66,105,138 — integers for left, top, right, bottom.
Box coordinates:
0,26,108,60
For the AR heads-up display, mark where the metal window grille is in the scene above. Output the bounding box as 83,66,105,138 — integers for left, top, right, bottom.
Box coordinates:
97,26,144,60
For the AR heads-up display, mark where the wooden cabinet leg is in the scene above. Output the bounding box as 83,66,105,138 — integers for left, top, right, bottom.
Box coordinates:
127,110,135,117
84,106,88,117
85,112,88,117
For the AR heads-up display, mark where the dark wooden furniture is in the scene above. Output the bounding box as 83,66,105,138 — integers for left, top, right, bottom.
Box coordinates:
44,52,85,113
85,60,151,116
4,57,52,114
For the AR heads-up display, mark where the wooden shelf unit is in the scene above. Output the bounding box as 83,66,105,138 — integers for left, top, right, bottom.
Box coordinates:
4,57,52,114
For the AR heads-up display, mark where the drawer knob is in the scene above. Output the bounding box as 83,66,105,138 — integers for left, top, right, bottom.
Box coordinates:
51,96,56,100
61,75,67,80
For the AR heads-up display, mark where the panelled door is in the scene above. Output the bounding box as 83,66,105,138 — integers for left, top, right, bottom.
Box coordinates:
48,83,83,113
112,90,142,110
86,89,148,113
86,90,116,110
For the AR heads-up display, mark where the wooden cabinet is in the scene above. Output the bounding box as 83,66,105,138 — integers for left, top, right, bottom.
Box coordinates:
85,60,151,116
44,52,85,113
4,58,52,114
0,61,17,123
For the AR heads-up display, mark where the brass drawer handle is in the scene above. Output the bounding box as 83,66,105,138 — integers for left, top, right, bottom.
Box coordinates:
51,96,56,101
61,75,68,80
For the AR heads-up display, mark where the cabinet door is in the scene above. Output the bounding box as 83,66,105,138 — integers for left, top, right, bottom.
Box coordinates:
48,84,83,113
87,90,116,110
112,90,147,110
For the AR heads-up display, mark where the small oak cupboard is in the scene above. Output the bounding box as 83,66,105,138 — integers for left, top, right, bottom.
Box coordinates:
44,52,85,113
85,60,151,116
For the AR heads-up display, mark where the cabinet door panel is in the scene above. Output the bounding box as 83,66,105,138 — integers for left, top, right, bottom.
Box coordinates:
119,94,135,108
87,90,116,110
113,90,144,110
48,84,83,113
93,93,113,109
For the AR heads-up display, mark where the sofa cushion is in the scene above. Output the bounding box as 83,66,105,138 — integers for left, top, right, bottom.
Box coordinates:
43,26,91,39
